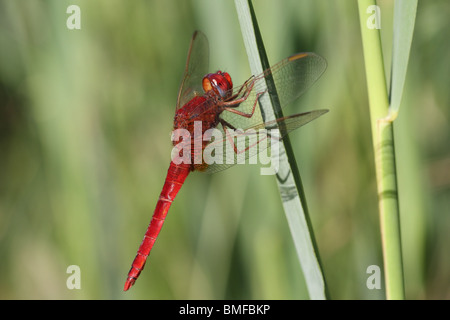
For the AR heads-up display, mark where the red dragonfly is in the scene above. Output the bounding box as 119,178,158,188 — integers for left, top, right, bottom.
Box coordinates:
124,31,327,291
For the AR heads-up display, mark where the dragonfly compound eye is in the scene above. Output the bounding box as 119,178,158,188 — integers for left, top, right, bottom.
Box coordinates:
202,72,233,99
202,76,213,93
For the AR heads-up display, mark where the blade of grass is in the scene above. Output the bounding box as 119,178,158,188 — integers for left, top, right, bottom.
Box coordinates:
389,0,418,119
389,0,419,298
358,0,405,299
234,0,328,300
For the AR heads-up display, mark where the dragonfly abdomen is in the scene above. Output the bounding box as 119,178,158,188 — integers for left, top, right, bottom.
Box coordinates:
124,161,191,291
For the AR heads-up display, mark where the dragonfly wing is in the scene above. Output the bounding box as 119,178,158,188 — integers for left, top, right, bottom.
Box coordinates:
219,52,327,129
176,31,210,110
202,109,328,174
268,52,327,112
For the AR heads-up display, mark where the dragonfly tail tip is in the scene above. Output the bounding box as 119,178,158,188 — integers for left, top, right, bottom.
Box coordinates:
123,278,135,291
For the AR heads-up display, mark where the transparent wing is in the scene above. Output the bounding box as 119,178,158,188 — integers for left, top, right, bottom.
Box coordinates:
202,109,328,174
185,52,327,130
219,52,327,129
173,41,328,174
176,31,209,110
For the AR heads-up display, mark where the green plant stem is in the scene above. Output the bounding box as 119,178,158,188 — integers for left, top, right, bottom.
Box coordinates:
358,0,405,299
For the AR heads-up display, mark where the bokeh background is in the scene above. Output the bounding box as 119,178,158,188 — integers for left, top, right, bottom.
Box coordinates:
0,0,449,299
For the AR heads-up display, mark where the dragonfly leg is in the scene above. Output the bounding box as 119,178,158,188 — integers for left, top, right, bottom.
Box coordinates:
225,76,255,101
220,118,237,131
223,89,267,118
220,119,263,155
220,76,257,109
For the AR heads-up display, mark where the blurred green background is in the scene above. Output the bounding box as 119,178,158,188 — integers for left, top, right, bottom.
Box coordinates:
0,0,449,299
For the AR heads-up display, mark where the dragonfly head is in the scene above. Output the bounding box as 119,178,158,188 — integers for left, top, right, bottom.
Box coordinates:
202,71,233,100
